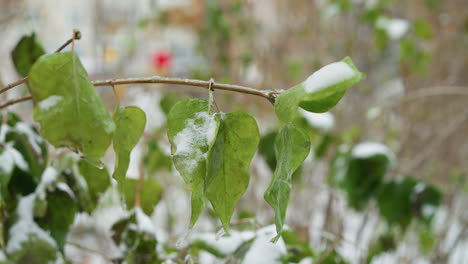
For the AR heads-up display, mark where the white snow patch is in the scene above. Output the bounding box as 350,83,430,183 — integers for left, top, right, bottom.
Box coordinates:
421,205,437,218
0,143,29,173
6,195,57,254
173,112,218,173
352,142,394,163
56,182,75,199
243,225,287,264
193,230,255,256
36,167,59,199
376,17,409,39
14,122,44,154
303,61,355,94
0,124,10,142
38,95,63,111
300,109,335,132
135,207,157,236
298,257,313,264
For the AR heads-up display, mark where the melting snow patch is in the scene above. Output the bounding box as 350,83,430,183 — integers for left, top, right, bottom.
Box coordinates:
303,61,355,94
243,225,287,264
6,195,57,254
193,230,255,256
135,207,157,236
422,205,437,218
38,95,63,111
14,122,44,154
0,144,29,173
300,109,335,132
376,17,409,39
36,167,59,200
352,142,394,163
173,112,218,173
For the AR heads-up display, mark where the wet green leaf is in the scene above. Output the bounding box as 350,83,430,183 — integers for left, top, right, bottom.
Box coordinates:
167,98,220,227
11,33,46,77
122,178,162,215
264,125,310,240
112,106,146,183
205,111,259,231
36,188,76,252
275,57,363,123
29,52,115,160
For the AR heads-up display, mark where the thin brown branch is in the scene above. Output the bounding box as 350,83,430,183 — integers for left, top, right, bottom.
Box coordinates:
0,95,32,109
92,76,278,103
0,31,81,96
0,77,28,95
0,76,279,109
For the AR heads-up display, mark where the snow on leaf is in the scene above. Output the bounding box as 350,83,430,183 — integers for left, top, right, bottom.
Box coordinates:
29,52,115,160
275,57,363,122
352,141,394,164
303,61,355,94
167,98,221,227
6,195,57,254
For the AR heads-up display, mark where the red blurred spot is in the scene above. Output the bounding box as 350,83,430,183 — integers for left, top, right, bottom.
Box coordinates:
151,50,172,71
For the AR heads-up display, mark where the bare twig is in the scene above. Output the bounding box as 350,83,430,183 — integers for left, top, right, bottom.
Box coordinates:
0,76,280,109
0,30,81,96
0,95,32,109
0,77,28,95
92,76,278,103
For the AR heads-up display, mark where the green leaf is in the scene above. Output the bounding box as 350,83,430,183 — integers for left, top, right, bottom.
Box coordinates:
413,20,433,40
112,106,146,183
111,210,158,263
78,160,110,196
377,177,442,229
6,235,58,264
167,98,220,227
205,111,259,231
29,52,115,160
275,57,363,123
11,33,46,77
144,138,172,173
258,131,278,171
159,93,180,116
36,188,76,252
377,177,417,229
366,233,396,264
342,142,392,210
122,178,162,215
264,124,310,240
76,159,111,212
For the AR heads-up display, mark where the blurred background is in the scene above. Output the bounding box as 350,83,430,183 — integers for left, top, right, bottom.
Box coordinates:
0,0,467,263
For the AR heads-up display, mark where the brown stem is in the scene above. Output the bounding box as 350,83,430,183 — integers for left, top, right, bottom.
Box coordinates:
1,77,280,109
0,31,81,96
0,95,32,109
92,76,278,103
